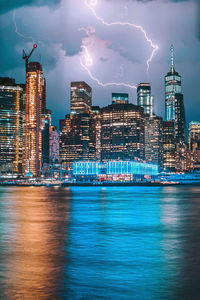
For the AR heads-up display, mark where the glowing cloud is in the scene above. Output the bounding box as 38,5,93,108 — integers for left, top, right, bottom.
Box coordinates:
85,0,158,72
80,0,159,89
80,45,137,89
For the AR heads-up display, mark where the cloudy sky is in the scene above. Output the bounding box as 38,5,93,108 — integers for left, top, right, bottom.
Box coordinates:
0,0,199,128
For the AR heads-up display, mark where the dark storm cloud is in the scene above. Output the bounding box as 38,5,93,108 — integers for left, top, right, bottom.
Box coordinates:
0,0,199,127
0,17,57,74
0,0,61,15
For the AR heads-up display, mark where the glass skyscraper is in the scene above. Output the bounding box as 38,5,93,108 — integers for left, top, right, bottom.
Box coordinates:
163,121,176,171
137,83,154,117
0,77,24,176
101,100,145,161
41,109,51,164
189,122,200,169
25,62,45,177
112,93,128,104
137,84,163,167
144,115,163,167
59,112,96,169
70,81,92,114
165,45,185,142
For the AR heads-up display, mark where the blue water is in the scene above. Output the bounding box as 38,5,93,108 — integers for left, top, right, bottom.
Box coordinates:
0,186,200,299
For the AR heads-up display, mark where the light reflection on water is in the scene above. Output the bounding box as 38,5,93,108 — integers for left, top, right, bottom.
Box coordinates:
0,186,200,299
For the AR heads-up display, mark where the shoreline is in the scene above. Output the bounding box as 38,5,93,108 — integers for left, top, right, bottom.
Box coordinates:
1,182,200,187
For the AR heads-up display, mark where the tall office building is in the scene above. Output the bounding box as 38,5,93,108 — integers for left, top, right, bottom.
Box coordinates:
40,73,51,166
145,115,163,167
137,83,154,117
50,126,59,163
163,121,176,171
175,142,187,172
70,81,92,114
165,45,186,142
91,106,101,161
59,81,95,168
137,83,162,166
59,113,96,168
41,109,51,164
189,121,200,169
101,99,145,161
112,93,129,104
25,62,45,177
0,78,24,176
42,78,46,113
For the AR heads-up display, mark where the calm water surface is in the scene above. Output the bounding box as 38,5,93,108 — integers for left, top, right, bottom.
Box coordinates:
0,186,200,299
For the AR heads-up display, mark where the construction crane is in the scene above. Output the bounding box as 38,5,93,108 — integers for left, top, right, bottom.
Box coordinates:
22,44,37,73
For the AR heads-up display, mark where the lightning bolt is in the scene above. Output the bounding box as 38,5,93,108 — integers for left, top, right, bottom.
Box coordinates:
13,10,34,42
79,26,96,36
80,45,137,89
85,0,158,72
80,0,159,89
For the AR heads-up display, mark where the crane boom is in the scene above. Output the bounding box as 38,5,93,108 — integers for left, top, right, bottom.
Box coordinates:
22,44,37,73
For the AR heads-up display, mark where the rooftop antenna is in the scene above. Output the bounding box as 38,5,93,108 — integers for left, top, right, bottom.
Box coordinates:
170,44,174,71
22,44,37,73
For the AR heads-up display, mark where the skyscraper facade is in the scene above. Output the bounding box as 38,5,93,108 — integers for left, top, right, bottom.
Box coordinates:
137,83,154,117
25,62,45,177
41,109,51,164
137,84,162,167
189,121,200,169
163,121,176,171
59,113,96,168
145,115,163,167
101,101,145,161
175,142,187,172
49,126,59,163
59,81,99,168
112,93,129,104
41,78,46,113
91,106,101,161
70,81,92,114
0,78,24,176
165,45,185,143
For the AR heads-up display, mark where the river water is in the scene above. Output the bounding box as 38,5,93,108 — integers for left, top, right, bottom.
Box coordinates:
0,186,200,299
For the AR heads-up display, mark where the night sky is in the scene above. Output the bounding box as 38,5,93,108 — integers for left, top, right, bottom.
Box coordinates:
0,0,199,128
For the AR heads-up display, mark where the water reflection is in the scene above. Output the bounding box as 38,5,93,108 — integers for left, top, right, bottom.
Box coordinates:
67,187,168,299
0,187,70,299
170,187,200,299
0,186,200,299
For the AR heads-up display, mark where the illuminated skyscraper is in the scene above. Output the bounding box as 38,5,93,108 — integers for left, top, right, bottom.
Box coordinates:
50,126,59,163
163,121,176,171
91,106,101,161
42,78,46,113
0,78,24,176
70,81,92,114
101,100,145,161
137,83,154,117
59,81,95,168
137,84,162,166
25,62,45,177
112,93,128,104
189,121,200,169
41,109,51,164
59,113,96,169
165,45,185,142
145,115,163,167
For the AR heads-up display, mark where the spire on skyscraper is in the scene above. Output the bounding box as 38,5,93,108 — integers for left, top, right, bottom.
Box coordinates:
170,44,175,73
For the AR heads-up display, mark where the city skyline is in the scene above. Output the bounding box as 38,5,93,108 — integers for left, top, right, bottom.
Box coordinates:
1,3,200,299
0,0,199,127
